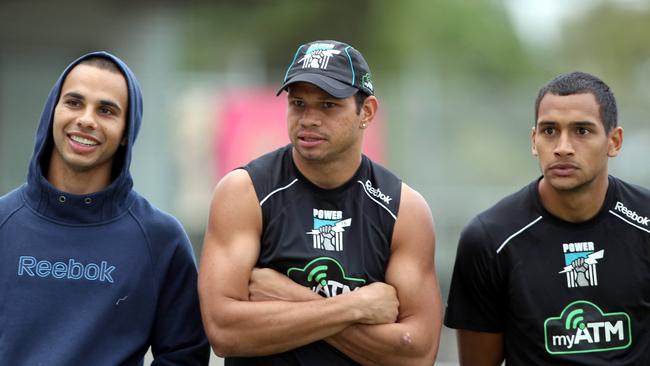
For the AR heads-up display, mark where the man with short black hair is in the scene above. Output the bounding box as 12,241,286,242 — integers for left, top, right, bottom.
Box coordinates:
445,71,650,365
199,40,442,365
0,52,209,365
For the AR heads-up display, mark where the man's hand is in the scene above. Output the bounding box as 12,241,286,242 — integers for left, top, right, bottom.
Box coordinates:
354,282,399,325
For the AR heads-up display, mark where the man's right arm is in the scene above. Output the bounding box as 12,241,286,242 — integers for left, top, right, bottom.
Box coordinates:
456,330,504,366
197,169,398,357
445,216,506,366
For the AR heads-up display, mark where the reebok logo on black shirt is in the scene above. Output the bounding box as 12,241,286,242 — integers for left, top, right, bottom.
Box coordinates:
614,201,649,226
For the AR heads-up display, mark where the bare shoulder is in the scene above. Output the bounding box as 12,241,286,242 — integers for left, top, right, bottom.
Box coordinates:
395,183,435,239
205,168,261,245
386,182,436,276
211,169,256,202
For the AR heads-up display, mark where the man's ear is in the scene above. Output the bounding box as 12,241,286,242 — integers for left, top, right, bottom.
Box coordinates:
359,95,378,129
531,126,538,156
607,126,623,157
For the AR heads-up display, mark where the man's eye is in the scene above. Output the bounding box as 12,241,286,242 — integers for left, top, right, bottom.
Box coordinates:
543,127,555,135
322,102,335,109
577,127,590,135
65,99,81,107
291,100,304,107
99,107,113,115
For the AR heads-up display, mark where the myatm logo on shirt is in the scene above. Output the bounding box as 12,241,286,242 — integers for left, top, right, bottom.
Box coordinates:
287,257,366,298
544,300,631,354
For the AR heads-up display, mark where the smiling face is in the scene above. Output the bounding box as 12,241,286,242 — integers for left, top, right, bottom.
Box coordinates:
50,63,128,183
532,92,622,194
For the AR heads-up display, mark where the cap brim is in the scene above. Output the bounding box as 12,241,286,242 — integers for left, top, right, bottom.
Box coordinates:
276,73,358,98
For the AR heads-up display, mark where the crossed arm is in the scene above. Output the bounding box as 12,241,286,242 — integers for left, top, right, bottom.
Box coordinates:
198,169,442,364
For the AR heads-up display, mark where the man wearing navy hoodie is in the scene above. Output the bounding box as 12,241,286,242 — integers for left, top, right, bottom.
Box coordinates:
0,52,209,365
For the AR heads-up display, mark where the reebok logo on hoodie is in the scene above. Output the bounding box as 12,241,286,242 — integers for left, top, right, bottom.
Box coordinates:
17,255,116,283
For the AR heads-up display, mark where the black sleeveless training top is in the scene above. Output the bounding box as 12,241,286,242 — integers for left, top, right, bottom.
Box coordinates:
227,144,402,365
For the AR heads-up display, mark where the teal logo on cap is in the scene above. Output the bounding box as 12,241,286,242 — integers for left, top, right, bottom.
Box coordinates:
362,73,373,93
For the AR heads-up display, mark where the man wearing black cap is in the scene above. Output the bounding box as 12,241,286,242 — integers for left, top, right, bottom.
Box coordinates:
199,40,442,365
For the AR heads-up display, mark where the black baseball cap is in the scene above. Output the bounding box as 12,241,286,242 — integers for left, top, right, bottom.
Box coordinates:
277,40,374,98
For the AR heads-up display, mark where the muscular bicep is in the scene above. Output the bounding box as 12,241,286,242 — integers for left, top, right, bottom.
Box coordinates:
385,184,442,349
199,169,261,304
457,329,504,366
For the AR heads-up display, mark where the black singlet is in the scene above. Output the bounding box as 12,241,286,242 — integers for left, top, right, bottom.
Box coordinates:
227,144,402,365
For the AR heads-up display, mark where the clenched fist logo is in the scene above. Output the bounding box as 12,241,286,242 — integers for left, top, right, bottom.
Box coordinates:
319,225,336,251
571,257,590,287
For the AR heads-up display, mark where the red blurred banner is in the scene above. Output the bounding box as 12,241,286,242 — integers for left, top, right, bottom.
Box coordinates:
214,88,386,179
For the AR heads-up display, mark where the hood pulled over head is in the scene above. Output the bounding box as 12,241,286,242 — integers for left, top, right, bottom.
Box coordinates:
25,51,143,223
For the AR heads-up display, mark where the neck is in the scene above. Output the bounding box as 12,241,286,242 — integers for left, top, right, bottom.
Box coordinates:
538,174,609,223
46,154,113,195
292,148,362,189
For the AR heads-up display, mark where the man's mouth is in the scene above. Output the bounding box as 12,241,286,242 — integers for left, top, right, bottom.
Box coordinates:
549,163,578,176
69,134,99,146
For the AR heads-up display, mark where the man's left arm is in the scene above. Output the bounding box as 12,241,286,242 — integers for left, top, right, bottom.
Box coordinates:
150,231,210,365
249,183,442,365
325,183,441,365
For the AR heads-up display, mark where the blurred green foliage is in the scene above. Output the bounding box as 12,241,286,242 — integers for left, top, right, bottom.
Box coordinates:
562,4,650,84
182,0,374,74
182,0,535,83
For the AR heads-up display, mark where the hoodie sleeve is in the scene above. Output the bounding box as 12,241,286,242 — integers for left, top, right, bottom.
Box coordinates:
147,215,210,365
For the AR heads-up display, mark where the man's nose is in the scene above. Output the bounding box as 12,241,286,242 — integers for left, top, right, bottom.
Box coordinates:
299,108,322,127
554,132,574,156
76,107,97,129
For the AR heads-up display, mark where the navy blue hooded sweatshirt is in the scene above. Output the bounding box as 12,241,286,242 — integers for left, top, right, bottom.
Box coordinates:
0,52,209,365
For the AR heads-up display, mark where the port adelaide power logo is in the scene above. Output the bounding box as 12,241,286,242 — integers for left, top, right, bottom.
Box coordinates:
307,209,351,252
558,241,603,288
544,301,631,354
